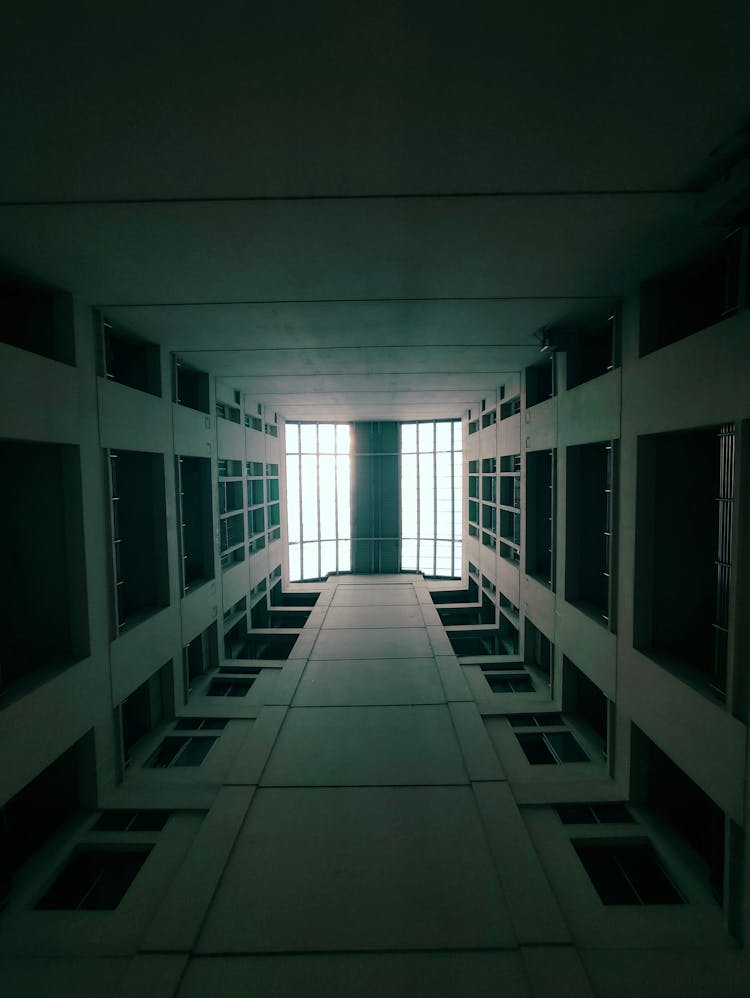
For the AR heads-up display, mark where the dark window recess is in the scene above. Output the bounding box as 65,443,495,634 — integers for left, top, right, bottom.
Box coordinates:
184,622,219,694
499,509,520,546
566,313,616,389
562,657,608,758
526,359,554,407
526,449,554,589
555,803,633,825
575,841,683,905
468,561,479,579
448,623,518,657
268,503,281,528
429,579,479,605
92,810,171,832
0,277,75,364
242,633,299,659
0,742,85,903
109,450,170,632
486,672,534,693
174,361,210,413
634,425,733,698
216,401,241,423
481,409,497,428
638,732,726,904
268,527,281,543
104,322,161,396
438,592,494,627
218,479,243,515
267,478,280,502
121,664,172,765
218,459,243,478
146,735,217,768
640,228,749,357
525,618,553,685
468,419,479,435
500,396,520,419
267,464,279,477
221,547,245,571
220,513,245,553
0,441,88,691
499,475,520,508
177,456,214,592
565,441,613,628
248,479,264,506
264,422,278,436
37,848,151,910
499,541,520,563
249,507,265,535
517,730,588,764
208,678,254,697
247,461,264,477
500,453,521,473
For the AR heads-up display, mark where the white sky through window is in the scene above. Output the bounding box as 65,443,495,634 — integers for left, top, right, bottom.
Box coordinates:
285,422,351,581
401,420,462,577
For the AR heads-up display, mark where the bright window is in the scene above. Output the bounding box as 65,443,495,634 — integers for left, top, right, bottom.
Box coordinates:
285,422,351,581
400,420,462,577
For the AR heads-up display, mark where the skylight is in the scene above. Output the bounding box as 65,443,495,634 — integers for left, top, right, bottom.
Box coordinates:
400,420,462,577
285,423,351,581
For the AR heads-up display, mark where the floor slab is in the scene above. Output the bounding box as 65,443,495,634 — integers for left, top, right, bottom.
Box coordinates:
324,604,424,629
196,786,515,953
311,627,432,660
261,705,467,785
293,658,445,706
332,584,418,606
178,951,530,998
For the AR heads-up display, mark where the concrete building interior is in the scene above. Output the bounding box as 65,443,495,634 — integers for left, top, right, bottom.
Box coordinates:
2,4,750,996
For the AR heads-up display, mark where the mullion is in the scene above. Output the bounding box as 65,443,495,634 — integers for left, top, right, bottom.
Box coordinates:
315,424,321,579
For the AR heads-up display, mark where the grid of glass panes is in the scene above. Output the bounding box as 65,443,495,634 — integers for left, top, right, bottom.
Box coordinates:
285,423,351,581
401,421,462,577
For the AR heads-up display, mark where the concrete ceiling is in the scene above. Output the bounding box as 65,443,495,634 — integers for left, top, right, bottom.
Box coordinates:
2,2,749,419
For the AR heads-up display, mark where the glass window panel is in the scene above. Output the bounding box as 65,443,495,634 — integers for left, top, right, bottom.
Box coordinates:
546,731,588,763
318,424,335,453
419,453,435,538
336,424,350,454
286,455,301,543
300,424,317,453
435,540,451,563
319,456,336,539
418,422,434,452
285,422,299,453
337,540,351,572
401,423,417,453
401,454,418,537
453,421,463,450
173,736,216,767
435,422,452,451
336,457,350,538
576,845,639,905
300,455,319,540
517,733,556,764
419,544,435,576
320,540,336,577
302,541,318,579
401,538,417,570
619,844,683,904
289,543,302,581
